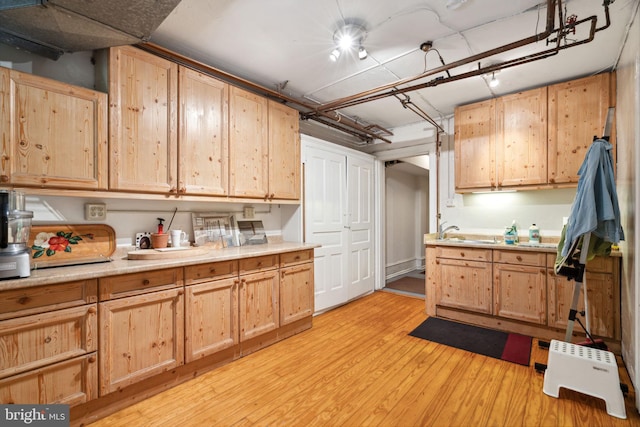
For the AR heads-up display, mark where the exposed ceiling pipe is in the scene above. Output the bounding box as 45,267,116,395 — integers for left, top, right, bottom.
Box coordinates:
135,42,393,144
314,0,614,115
312,0,560,115
321,6,607,112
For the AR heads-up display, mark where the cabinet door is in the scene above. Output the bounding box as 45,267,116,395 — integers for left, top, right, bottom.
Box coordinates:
0,67,108,189
0,304,97,379
496,87,547,187
280,262,314,325
436,258,492,314
108,45,178,193
179,67,229,196
454,99,495,190
185,277,238,362
547,270,615,338
0,353,97,406
99,288,184,395
239,270,279,341
229,86,269,198
268,100,300,200
548,73,612,184
494,263,546,324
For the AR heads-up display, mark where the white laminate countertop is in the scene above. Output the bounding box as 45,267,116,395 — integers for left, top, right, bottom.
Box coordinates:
0,242,320,291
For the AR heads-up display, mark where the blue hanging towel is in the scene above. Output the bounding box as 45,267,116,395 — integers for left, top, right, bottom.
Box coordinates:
555,138,624,273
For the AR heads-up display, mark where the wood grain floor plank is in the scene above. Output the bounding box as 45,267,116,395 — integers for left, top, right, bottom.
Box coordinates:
88,292,639,427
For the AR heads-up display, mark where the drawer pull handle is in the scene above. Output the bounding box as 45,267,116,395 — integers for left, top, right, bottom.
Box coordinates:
44,336,51,344
17,296,30,305
143,279,150,286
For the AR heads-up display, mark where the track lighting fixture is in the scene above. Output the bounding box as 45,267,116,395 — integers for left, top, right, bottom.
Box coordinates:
329,20,368,62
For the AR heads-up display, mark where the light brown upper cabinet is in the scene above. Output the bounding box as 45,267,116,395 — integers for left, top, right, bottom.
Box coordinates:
454,72,614,193
179,67,229,196
229,87,301,201
229,86,270,199
0,67,108,190
454,99,496,190
548,73,614,184
107,45,179,194
268,100,301,200
495,87,547,187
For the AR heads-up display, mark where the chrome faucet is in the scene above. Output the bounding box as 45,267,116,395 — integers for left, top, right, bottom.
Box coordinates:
438,221,460,239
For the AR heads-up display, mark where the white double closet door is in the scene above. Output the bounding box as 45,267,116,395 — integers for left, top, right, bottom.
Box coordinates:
302,137,375,312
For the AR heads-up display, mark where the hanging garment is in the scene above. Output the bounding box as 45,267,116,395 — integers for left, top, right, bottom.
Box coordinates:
555,138,624,273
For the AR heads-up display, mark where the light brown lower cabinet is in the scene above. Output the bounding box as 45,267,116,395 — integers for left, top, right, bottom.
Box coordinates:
428,244,620,343
98,269,184,395
184,260,239,362
0,281,98,406
435,247,493,314
547,254,619,339
239,264,280,342
0,353,97,406
0,248,314,423
493,250,547,324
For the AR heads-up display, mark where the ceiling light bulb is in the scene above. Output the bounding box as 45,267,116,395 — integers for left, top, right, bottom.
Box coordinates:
338,34,355,51
358,46,368,60
329,48,341,62
489,73,500,87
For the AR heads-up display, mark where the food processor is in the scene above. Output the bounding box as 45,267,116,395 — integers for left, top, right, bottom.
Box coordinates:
0,190,33,279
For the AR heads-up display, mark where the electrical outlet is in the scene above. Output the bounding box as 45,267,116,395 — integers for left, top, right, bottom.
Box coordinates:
243,206,255,219
85,203,107,220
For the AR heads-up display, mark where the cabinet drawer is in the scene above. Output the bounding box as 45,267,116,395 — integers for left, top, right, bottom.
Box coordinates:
0,304,97,379
0,352,97,406
547,254,615,273
494,250,545,266
436,247,492,261
239,254,278,275
185,260,238,285
99,268,183,300
280,249,313,267
0,280,97,321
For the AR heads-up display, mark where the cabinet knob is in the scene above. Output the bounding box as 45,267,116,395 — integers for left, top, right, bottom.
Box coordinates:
88,306,97,314
0,175,8,183
459,252,465,257
17,296,30,305
44,336,51,344
210,268,216,274
516,256,523,261
88,355,96,363
142,279,150,286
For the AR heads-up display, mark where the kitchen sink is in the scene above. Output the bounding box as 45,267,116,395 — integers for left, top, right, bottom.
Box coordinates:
439,238,500,245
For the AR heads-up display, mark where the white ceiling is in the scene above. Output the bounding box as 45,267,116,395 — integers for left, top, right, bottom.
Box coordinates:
149,0,638,147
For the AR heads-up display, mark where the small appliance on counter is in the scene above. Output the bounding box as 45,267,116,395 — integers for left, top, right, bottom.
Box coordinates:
0,190,33,279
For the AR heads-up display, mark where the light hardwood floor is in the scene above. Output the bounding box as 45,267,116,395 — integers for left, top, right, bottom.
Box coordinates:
88,291,639,426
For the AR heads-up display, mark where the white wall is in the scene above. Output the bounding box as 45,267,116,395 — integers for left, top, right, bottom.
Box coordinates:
25,195,285,247
615,1,640,406
437,123,574,240
385,166,428,277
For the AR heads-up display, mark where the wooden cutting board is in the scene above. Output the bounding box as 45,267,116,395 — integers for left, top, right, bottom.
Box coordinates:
127,247,209,260
29,224,116,268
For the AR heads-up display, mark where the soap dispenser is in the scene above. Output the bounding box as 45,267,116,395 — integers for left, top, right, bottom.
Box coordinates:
157,217,165,234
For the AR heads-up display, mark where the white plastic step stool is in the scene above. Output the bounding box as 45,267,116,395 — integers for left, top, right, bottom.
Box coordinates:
543,339,626,419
